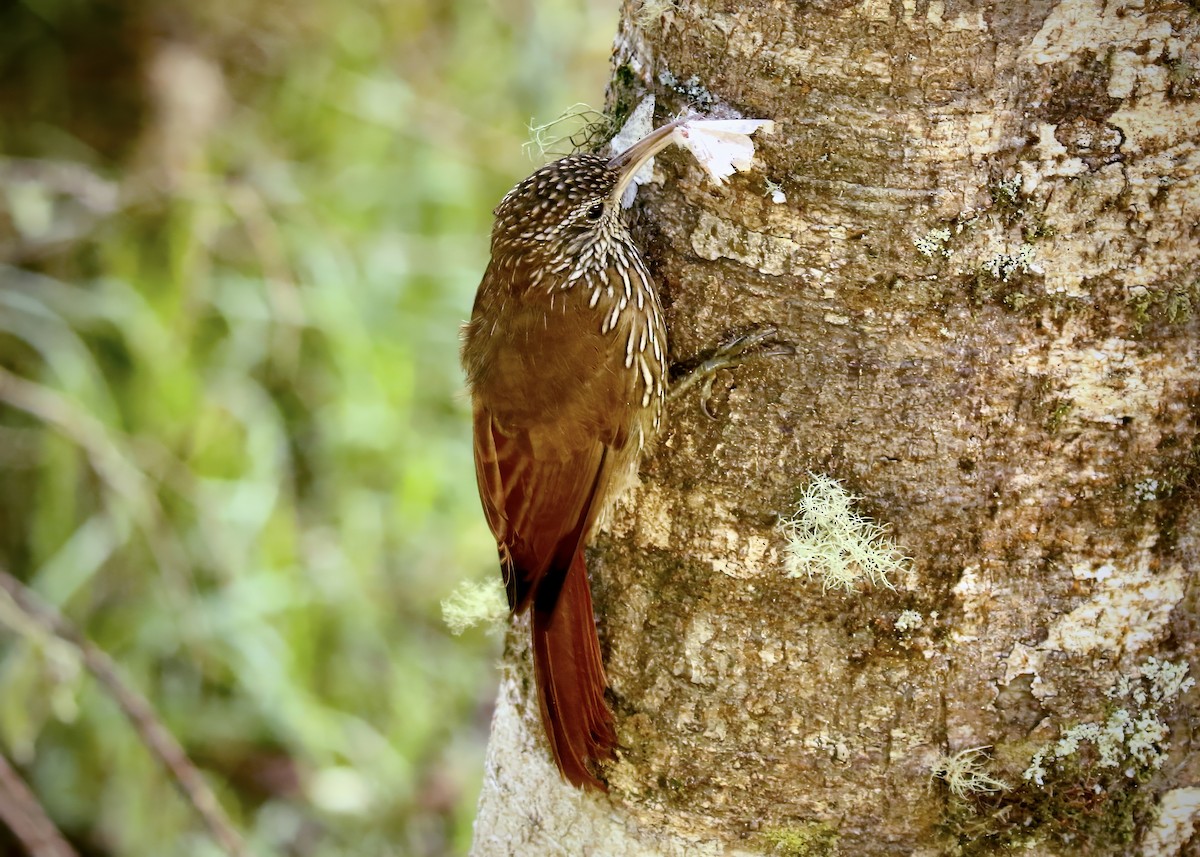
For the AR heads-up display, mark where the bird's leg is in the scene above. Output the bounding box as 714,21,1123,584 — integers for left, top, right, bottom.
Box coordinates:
668,326,793,418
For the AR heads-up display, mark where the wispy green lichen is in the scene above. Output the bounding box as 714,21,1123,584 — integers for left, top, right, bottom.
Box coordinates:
1022,213,1057,242
932,746,1010,798
1044,398,1073,433
937,660,1192,854
1164,283,1195,323
780,474,908,593
523,103,615,160
1127,280,1198,332
1002,291,1030,311
991,176,1022,208
441,578,508,635
633,0,680,28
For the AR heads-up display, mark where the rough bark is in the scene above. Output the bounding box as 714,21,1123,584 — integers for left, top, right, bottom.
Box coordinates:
472,1,1200,854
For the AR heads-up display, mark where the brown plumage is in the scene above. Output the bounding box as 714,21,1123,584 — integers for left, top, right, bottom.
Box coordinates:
462,122,682,789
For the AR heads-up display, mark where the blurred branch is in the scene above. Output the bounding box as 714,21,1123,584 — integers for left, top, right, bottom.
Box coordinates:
0,751,78,857
0,570,248,857
0,364,195,616
0,157,123,265
225,183,306,373
0,366,146,511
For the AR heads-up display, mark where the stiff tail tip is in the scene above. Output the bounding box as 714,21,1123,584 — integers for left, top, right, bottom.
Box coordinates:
530,550,616,790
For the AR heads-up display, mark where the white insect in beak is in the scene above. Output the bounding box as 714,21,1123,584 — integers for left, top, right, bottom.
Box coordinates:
607,95,776,208
671,117,776,184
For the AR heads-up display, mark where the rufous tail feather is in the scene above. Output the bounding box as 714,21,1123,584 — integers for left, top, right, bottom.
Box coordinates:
530,549,616,790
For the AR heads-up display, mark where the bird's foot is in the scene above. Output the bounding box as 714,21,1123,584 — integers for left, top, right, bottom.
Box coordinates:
667,325,794,418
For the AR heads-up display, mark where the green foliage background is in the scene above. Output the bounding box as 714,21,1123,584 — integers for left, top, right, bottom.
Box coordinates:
0,1,614,854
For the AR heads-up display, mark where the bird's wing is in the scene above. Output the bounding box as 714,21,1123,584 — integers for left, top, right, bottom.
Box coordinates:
473,403,615,612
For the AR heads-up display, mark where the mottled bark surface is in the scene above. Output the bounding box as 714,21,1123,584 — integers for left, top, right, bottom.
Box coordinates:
472,1,1200,854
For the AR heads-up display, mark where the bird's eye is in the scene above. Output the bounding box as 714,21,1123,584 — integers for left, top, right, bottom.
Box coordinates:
585,203,604,221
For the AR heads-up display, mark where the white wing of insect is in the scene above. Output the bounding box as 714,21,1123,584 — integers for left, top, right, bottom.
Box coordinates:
610,97,776,204
672,117,775,185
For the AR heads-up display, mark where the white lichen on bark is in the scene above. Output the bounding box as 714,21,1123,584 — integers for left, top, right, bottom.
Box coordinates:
1140,787,1200,857
780,473,908,593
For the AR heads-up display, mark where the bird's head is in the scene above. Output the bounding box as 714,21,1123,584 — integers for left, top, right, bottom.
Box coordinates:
490,117,687,260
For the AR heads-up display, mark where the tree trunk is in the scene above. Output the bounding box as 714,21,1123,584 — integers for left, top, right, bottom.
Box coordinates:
471,1,1200,854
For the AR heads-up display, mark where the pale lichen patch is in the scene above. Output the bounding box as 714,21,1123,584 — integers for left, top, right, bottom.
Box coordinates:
690,210,803,276
1134,478,1161,502
1042,558,1184,655
803,729,855,764
914,227,952,258
1141,788,1200,857
1023,0,1174,67
980,243,1037,281
1019,334,1171,427
1023,659,1194,787
682,613,717,686
627,482,674,549
1110,90,1200,155
895,610,924,633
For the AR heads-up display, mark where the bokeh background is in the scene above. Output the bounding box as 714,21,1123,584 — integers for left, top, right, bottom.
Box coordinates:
0,1,616,854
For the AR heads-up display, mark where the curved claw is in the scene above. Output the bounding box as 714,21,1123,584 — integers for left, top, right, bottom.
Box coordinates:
699,374,719,420
668,324,794,412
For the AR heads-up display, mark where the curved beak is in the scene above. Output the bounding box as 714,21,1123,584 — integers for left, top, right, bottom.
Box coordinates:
608,114,693,204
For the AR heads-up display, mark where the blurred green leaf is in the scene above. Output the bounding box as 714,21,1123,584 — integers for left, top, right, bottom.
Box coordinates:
0,0,618,854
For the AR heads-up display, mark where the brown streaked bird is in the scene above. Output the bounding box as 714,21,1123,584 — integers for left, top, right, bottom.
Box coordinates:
461,118,686,789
